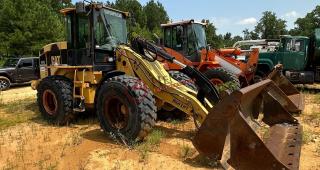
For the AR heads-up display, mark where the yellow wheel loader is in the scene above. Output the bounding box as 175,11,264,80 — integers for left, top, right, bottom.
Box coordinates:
31,2,304,169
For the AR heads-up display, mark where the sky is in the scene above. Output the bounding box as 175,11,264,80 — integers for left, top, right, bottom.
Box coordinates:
72,0,319,36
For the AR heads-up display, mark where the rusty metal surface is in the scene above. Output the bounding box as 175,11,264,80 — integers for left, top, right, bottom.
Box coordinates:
265,124,302,170
193,79,303,170
268,64,305,112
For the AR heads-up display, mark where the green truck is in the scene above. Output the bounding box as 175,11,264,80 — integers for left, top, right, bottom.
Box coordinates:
234,29,320,84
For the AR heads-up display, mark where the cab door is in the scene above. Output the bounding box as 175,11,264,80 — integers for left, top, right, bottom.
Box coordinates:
279,38,306,70
16,58,37,82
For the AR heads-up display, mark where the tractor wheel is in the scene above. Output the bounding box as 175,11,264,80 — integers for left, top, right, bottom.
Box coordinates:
96,75,157,145
37,77,74,125
203,68,240,93
168,71,197,91
0,76,10,91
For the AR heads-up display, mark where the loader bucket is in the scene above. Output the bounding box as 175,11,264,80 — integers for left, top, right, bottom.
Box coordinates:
193,79,302,170
267,64,304,113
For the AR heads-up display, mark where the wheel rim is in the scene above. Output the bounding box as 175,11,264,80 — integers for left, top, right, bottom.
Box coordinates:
43,89,58,115
0,79,9,90
210,78,224,85
104,96,129,130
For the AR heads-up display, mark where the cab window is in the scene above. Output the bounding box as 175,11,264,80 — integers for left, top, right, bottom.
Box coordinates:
78,16,89,48
172,26,183,51
19,59,33,68
294,40,304,52
164,28,172,48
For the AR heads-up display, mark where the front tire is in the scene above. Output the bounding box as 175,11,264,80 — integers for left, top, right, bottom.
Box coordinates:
96,75,157,144
0,76,10,91
37,77,74,125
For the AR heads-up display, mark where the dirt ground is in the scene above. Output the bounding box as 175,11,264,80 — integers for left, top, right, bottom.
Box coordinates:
0,85,319,170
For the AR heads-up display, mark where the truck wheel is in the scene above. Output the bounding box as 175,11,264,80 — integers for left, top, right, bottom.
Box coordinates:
168,71,197,91
96,75,157,145
0,76,10,91
37,77,74,125
253,71,266,83
203,68,240,93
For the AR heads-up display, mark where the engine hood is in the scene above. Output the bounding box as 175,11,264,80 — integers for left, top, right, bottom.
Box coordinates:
0,67,15,72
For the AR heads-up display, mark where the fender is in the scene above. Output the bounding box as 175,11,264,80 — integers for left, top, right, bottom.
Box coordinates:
0,72,13,83
258,58,274,72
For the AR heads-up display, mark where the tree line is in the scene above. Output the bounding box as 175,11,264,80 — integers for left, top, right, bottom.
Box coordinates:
0,0,319,56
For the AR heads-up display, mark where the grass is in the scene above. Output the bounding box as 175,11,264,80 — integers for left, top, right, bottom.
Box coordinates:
303,130,314,144
305,111,320,126
0,97,38,130
135,129,166,161
179,144,194,160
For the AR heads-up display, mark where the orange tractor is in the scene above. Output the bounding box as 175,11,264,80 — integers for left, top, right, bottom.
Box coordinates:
159,20,259,88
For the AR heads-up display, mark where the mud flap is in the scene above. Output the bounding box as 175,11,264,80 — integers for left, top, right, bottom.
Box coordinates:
193,79,302,170
267,64,304,113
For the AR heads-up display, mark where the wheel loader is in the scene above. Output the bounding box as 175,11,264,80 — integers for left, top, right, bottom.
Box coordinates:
158,20,262,88
31,2,304,169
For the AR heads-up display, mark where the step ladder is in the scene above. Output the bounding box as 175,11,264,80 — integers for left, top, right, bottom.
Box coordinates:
73,69,87,112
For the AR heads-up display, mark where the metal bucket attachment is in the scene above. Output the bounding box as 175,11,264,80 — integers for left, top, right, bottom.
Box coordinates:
193,79,302,170
268,64,304,113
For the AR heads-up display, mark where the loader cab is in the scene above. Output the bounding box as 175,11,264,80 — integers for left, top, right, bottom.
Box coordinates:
162,20,207,62
62,3,129,71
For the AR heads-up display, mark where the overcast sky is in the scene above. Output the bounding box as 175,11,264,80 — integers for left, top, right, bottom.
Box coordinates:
72,0,319,36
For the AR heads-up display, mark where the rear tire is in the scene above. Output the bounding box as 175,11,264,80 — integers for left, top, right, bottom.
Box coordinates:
37,76,74,125
203,68,240,93
0,76,10,91
96,75,157,144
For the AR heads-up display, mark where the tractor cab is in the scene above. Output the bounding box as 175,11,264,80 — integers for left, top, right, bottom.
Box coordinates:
161,20,207,62
40,3,129,72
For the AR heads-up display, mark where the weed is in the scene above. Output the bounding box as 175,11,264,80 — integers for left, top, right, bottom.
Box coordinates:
135,143,150,161
134,129,166,161
78,159,89,170
70,132,83,146
146,129,165,146
308,112,320,126
46,162,58,170
179,144,194,160
171,119,183,125
302,129,315,144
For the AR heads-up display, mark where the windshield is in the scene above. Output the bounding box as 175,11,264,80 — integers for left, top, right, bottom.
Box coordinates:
104,9,127,44
192,24,207,50
3,58,19,67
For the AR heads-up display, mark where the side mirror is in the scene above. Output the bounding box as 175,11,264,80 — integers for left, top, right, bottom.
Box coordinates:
76,2,86,14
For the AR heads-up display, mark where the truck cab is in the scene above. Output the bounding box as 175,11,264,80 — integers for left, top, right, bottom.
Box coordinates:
258,36,312,83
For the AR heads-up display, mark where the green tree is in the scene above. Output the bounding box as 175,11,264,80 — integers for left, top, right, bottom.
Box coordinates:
0,0,68,56
254,11,287,39
113,0,146,28
242,28,259,40
143,0,169,31
204,21,223,48
290,5,320,37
